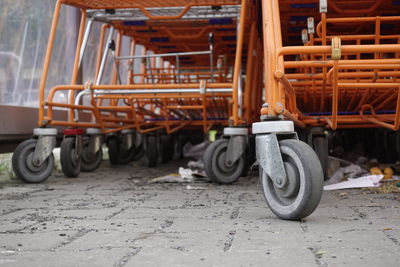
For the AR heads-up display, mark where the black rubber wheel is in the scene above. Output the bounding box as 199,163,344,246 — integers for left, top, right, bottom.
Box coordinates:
312,136,329,180
203,139,245,184
160,135,174,163
12,139,54,183
175,134,187,159
60,137,81,178
146,135,158,167
260,139,323,220
81,139,103,172
133,144,145,161
118,147,136,164
241,136,255,177
107,137,120,165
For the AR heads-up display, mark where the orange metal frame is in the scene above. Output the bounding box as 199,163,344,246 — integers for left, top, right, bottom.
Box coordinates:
261,0,400,131
37,0,262,135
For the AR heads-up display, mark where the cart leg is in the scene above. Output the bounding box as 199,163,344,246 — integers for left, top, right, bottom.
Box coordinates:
81,128,104,172
12,128,57,183
253,120,323,220
203,127,248,184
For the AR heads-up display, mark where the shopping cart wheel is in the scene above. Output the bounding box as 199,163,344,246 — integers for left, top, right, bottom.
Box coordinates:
118,147,136,164
260,139,323,220
107,137,120,165
81,139,103,172
12,139,54,183
60,137,81,178
203,139,245,184
312,136,329,180
160,135,174,163
133,144,145,161
145,135,158,167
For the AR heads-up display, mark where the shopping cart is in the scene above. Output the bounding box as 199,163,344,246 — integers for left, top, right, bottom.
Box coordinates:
252,0,400,220
12,0,262,184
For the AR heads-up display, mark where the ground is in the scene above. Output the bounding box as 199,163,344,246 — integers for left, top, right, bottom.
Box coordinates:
0,160,399,267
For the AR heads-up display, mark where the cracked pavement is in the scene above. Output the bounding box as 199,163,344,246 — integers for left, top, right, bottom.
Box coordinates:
0,160,399,266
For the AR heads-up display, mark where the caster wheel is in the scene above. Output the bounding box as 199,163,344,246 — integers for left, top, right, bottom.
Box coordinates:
81,139,103,172
118,147,136,164
312,136,329,180
203,139,245,184
160,135,174,163
133,144,145,161
12,139,54,183
107,137,120,165
175,134,187,159
260,139,323,220
146,135,158,167
107,137,136,165
60,137,81,178
241,136,255,177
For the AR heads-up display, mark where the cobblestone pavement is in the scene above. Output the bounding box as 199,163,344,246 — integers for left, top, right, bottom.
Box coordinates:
0,160,399,267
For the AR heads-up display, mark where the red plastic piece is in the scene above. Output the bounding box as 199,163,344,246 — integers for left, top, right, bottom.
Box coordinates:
63,128,85,136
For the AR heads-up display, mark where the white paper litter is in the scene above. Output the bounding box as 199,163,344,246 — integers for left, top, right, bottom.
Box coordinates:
186,185,206,190
323,174,384,191
325,164,366,185
148,173,192,183
147,168,207,184
179,167,195,179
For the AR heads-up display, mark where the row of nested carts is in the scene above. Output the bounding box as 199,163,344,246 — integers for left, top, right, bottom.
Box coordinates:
11,0,400,220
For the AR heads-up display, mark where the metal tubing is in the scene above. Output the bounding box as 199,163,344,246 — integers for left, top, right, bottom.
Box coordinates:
231,0,246,125
244,22,257,123
96,27,114,85
117,50,211,60
69,11,87,123
93,88,233,94
78,17,94,67
38,0,62,126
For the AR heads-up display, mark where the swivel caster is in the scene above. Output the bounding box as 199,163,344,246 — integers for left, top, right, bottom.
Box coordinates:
118,148,136,164
107,130,136,165
118,129,137,164
203,127,248,184
253,120,323,220
81,128,103,172
12,128,57,183
107,136,120,165
60,129,84,178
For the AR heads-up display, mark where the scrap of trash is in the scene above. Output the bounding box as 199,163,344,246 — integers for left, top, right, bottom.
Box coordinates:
148,161,208,184
324,156,400,191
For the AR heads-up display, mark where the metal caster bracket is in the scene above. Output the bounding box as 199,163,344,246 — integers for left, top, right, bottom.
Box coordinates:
64,129,84,161
121,129,135,153
223,127,248,167
253,121,298,189
32,128,57,167
86,128,104,156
